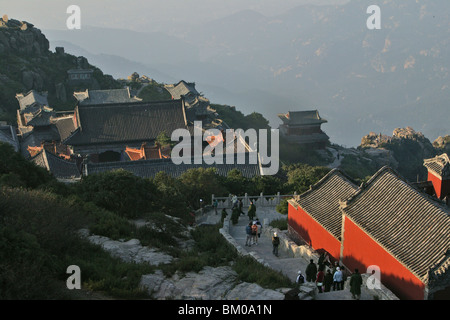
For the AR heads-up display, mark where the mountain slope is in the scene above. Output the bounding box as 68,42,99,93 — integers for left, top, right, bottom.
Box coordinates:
0,19,121,123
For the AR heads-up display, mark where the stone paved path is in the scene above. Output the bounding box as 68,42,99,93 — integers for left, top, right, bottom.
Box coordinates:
197,207,376,300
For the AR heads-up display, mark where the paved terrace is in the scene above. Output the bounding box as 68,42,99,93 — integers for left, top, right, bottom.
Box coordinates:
197,206,397,300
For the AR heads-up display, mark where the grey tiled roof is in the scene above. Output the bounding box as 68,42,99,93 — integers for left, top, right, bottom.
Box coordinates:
20,126,61,158
293,169,359,239
424,153,450,179
164,81,199,100
74,88,141,106
340,166,450,283
30,149,81,180
16,90,49,112
278,110,327,126
65,99,188,146
85,155,261,179
53,116,76,142
26,108,55,127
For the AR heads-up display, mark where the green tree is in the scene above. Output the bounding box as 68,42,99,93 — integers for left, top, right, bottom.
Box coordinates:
248,175,284,195
283,163,330,194
224,169,248,196
244,112,270,130
152,171,190,221
178,168,226,209
156,131,172,147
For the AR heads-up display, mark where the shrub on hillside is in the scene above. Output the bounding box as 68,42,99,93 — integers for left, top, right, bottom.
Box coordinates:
74,169,159,218
276,198,289,215
0,142,54,189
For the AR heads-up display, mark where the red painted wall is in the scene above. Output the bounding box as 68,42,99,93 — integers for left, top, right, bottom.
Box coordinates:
288,203,341,262
428,171,450,200
342,217,425,300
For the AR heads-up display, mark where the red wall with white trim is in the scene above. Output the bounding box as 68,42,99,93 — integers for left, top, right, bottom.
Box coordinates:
342,217,426,300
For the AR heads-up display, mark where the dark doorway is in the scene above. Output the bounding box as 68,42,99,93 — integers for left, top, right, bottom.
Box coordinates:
98,150,121,162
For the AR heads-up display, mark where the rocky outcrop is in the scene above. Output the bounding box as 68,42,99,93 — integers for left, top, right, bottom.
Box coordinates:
139,266,286,300
434,135,450,153
79,228,290,300
79,229,173,266
0,18,49,56
361,127,430,149
22,70,44,91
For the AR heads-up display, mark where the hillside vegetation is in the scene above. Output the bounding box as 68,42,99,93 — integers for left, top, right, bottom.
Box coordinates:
1,142,335,299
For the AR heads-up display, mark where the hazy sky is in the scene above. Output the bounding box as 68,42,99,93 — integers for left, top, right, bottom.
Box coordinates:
2,0,349,31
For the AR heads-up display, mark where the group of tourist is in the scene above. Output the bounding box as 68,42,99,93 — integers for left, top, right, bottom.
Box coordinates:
245,218,262,246
219,196,364,300
298,253,363,299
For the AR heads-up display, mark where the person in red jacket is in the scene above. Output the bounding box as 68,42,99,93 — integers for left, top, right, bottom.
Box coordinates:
316,266,325,293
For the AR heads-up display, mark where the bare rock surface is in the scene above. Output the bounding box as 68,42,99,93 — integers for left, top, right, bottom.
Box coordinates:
139,266,286,300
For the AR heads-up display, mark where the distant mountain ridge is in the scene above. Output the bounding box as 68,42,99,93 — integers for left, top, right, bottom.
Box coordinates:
41,0,449,147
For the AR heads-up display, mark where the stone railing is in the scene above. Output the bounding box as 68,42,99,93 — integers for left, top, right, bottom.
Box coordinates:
212,192,296,209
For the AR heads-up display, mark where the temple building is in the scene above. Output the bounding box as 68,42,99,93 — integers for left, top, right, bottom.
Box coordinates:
340,167,450,300
67,68,94,85
424,153,450,201
124,143,171,161
63,99,189,162
84,153,262,179
287,166,450,300
278,110,329,149
165,80,212,121
73,88,142,106
15,85,262,181
288,169,359,261
164,80,199,103
30,148,82,182
15,90,76,160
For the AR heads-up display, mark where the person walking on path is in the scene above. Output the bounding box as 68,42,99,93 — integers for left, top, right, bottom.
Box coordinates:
232,194,238,209
248,201,256,221
251,222,258,245
221,208,228,220
350,268,363,300
296,270,305,287
305,259,318,283
245,222,253,247
318,253,326,271
316,266,325,293
333,267,344,291
213,199,218,215
238,199,244,215
255,218,262,239
324,269,333,292
272,232,280,257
